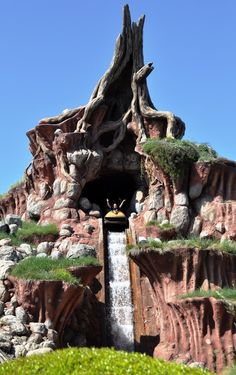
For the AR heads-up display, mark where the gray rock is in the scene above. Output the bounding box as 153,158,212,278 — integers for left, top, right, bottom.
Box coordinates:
50,250,63,260
5,214,22,227
0,315,28,336
36,253,47,258
54,198,74,210
60,180,68,195
14,345,27,358
138,236,147,244
4,306,15,316
148,188,163,211
190,216,202,236
53,178,61,196
37,242,54,255
27,195,45,221
170,206,190,235
88,210,101,218
0,349,9,363
59,229,72,237
0,246,18,262
78,197,92,211
0,223,10,235
0,260,15,280
9,224,18,235
215,222,225,234
189,362,206,369
66,183,80,199
29,322,47,336
18,243,34,256
47,329,58,342
26,347,53,356
27,333,43,345
24,342,40,352
175,192,189,206
15,306,29,324
61,224,73,231
44,319,53,329
189,183,203,200
0,301,4,316
0,281,10,303
0,238,12,247
11,336,28,345
52,208,71,222
0,340,12,353
39,340,56,349
66,244,96,259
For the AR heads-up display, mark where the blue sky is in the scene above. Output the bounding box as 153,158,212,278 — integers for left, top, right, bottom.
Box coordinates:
0,0,235,194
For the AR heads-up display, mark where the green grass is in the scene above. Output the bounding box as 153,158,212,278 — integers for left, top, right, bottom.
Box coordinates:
10,256,99,283
127,237,236,255
0,221,59,246
0,347,212,375
146,220,175,230
179,288,236,303
143,138,217,178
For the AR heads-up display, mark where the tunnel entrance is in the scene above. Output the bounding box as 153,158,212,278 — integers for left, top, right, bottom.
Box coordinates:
81,172,139,218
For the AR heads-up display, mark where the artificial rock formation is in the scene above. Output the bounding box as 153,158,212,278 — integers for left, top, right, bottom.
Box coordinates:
1,4,236,373
130,248,236,373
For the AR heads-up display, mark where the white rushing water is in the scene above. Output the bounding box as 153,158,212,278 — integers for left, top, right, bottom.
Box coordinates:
107,231,134,351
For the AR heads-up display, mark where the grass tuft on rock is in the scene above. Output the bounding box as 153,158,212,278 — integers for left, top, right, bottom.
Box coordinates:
179,288,236,302
143,138,217,178
0,221,59,246
10,256,99,283
0,347,212,375
127,237,236,255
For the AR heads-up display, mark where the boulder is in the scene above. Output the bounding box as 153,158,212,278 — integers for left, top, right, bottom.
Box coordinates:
0,223,10,235
170,206,190,235
9,224,18,235
78,197,92,211
15,306,29,324
0,246,18,262
0,260,15,280
29,322,47,335
37,242,54,255
26,347,53,356
0,315,28,336
5,214,22,227
0,238,12,247
66,244,96,259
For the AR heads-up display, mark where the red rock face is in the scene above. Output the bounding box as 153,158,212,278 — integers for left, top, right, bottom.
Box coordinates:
130,248,236,372
8,266,102,345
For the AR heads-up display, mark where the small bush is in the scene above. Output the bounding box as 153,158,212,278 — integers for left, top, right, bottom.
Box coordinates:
0,347,212,375
143,138,217,178
10,256,99,283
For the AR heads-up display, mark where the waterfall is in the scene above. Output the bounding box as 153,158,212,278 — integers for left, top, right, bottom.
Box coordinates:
107,231,134,351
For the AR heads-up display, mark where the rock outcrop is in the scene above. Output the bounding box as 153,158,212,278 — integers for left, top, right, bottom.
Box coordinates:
130,248,236,373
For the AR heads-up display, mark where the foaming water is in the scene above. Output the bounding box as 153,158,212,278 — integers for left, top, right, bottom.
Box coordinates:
107,231,134,351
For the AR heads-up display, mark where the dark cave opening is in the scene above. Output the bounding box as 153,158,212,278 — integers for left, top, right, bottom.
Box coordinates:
81,172,139,216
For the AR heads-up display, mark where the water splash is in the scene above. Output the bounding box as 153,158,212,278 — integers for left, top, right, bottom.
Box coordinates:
107,231,134,351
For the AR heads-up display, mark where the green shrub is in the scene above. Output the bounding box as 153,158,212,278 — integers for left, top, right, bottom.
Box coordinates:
179,288,236,302
0,347,212,375
143,138,217,178
10,256,99,283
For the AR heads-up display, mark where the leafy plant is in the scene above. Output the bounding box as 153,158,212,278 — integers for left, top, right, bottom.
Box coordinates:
10,256,99,283
143,138,217,178
0,347,212,375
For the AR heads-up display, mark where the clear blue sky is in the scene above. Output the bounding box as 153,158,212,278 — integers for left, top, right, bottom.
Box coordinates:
0,0,235,194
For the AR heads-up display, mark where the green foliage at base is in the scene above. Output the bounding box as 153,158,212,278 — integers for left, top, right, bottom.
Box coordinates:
143,138,217,178
0,347,212,375
179,288,236,302
10,256,99,284
0,221,59,246
127,237,236,255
